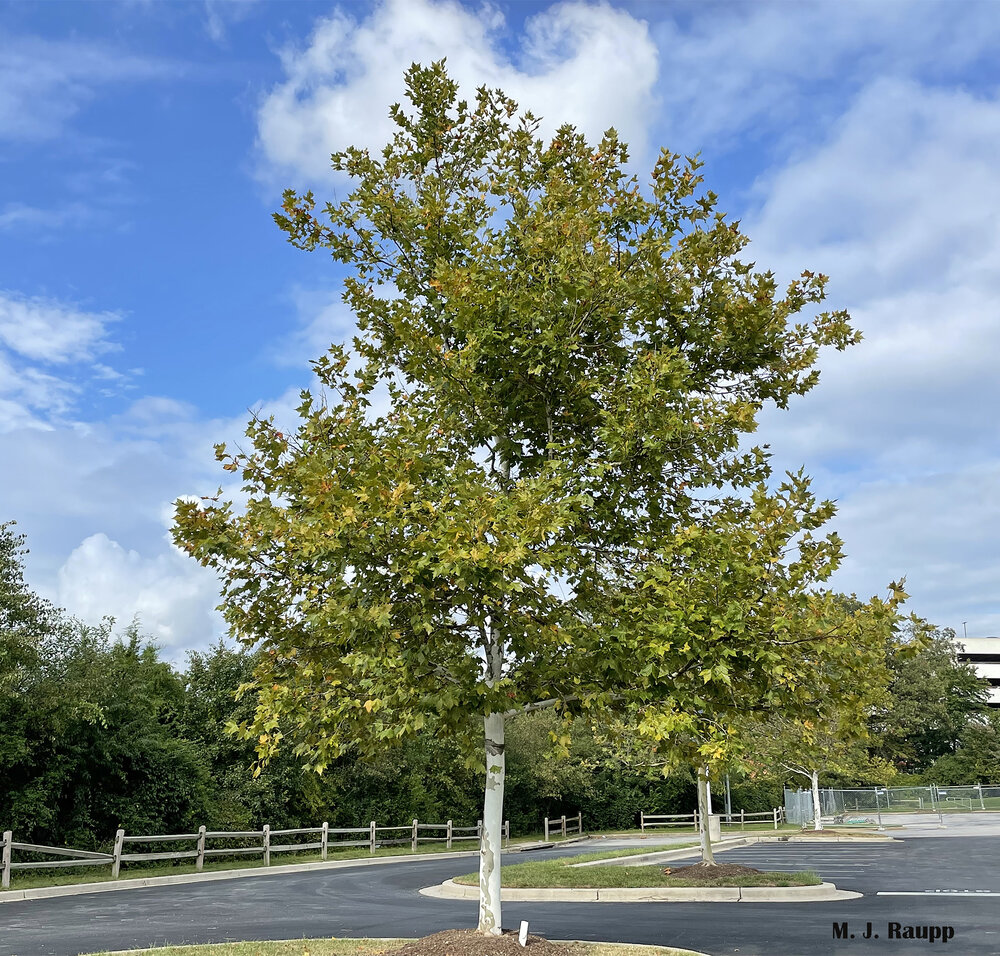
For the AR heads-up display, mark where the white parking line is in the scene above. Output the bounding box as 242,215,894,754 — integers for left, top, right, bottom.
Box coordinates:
877,890,1000,896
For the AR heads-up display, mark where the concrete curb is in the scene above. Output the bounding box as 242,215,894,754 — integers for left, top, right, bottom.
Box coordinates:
554,944,712,956
0,849,485,905
515,835,592,853
420,878,861,903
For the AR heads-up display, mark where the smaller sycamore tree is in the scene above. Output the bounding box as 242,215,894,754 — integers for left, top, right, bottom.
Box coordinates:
603,586,908,859
175,62,898,932
750,712,893,831
739,605,928,830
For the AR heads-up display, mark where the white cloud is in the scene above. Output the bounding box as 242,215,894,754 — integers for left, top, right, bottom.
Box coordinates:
0,201,95,233
0,35,174,143
0,291,128,431
203,0,261,44
737,78,1000,632
650,0,1000,155
256,0,659,183
2,386,311,660
827,464,1000,638
748,79,1000,470
274,288,360,367
0,291,119,364
56,532,225,660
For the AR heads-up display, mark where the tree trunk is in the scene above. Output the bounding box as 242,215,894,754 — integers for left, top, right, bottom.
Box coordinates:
478,709,505,934
697,767,715,864
811,770,823,831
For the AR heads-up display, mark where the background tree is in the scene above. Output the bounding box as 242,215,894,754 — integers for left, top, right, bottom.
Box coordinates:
182,642,328,829
871,626,990,773
925,712,1000,784
2,616,213,847
175,61,886,933
0,521,53,691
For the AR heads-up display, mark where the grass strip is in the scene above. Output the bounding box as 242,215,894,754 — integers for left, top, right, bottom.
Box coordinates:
453,849,820,889
83,941,411,956
81,939,702,956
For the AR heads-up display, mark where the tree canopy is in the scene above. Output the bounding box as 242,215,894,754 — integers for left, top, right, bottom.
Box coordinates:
0,521,53,691
174,61,902,932
872,626,991,773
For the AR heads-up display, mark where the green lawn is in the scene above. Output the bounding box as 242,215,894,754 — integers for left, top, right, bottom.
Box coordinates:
452,848,820,889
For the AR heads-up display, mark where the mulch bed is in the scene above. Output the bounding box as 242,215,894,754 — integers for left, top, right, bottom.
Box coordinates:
659,862,763,882
391,929,578,956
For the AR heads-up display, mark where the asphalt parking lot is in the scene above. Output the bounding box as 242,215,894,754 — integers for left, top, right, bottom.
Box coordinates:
2,823,999,956
668,841,898,894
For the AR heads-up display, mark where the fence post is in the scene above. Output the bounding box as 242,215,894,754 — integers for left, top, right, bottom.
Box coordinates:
447,820,452,850
1,831,11,890
263,825,271,866
640,812,645,833
477,820,482,846
370,821,376,854
321,822,329,861
693,808,699,831
740,809,745,831
773,808,778,830
504,820,509,848
112,828,125,879
561,814,566,837
412,819,418,853
544,817,549,841
196,825,206,872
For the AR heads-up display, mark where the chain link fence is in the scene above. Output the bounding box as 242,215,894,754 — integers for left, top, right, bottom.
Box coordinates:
784,783,1000,826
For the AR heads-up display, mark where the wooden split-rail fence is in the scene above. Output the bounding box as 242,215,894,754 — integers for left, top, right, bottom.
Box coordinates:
639,808,786,832
542,812,583,841
1,817,510,889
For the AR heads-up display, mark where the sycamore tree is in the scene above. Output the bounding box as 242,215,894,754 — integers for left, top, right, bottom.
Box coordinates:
748,707,890,832
597,580,908,861
736,603,925,830
175,62,886,933
755,714,896,831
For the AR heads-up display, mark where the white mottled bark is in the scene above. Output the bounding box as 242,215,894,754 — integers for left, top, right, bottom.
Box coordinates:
478,625,506,935
697,768,715,864
478,709,505,934
811,770,823,831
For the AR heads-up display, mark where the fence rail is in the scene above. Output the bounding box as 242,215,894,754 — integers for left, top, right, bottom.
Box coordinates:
543,812,583,841
640,808,785,832
640,811,698,831
2,816,507,889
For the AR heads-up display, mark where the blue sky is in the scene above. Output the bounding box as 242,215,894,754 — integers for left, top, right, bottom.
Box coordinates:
2,0,999,661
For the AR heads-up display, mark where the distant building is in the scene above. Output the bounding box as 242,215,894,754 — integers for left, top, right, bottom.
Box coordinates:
955,637,1000,708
